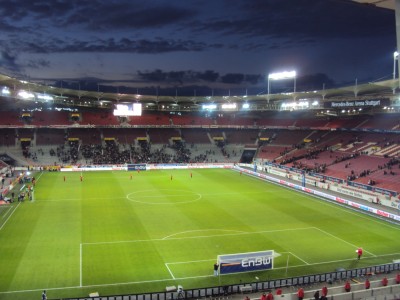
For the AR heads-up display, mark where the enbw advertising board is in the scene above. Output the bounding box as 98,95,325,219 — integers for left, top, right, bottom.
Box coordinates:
218,250,274,274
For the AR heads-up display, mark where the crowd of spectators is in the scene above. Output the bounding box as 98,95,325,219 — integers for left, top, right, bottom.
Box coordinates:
38,139,229,165
172,141,191,163
279,146,328,168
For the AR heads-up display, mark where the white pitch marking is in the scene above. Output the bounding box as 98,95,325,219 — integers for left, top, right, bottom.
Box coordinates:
313,227,376,256
0,203,20,231
288,251,310,265
164,263,175,279
162,229,247,240
82,227,316,245
1,205,12,219
79,243,83,287
167,258,215,265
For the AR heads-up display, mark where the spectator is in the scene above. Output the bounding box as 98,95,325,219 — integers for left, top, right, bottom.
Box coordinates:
297,287,304,300
266,291,274,300
321,286,328,297
396,273,400,284
260,293,267,300
344,280,351,292
313,290,319,300
382,277,388,286
365,278,370,289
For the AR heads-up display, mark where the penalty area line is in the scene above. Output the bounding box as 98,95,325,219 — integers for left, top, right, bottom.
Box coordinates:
288,251,310,265
1,205,12,219
0,202,21,231
80,243,83,287
165,263,176,279
313,227,376,256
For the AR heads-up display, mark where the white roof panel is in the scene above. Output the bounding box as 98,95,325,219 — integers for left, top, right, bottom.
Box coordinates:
351,0,395,10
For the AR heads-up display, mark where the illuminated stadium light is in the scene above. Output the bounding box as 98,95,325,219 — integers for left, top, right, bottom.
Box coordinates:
221,103,237,109
281,100,308,110
2,87,10,95
37,94,54,101
268,70,297,95
268,70,296,80
17,90,35,99
311,100,319,106
242,103,250,109
202,104,217,110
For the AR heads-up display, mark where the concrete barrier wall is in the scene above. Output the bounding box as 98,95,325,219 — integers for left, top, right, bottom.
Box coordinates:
282,281,400,300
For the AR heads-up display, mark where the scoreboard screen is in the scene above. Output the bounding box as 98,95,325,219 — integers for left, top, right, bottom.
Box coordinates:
113,103,142,116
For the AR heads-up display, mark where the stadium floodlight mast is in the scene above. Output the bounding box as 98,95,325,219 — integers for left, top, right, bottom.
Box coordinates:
394,51,399,94
267,70,297,96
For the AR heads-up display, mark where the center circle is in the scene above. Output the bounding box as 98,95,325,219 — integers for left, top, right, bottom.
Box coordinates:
126,189,202,204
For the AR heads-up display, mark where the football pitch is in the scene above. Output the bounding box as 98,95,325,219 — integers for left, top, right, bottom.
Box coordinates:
0,168,399,300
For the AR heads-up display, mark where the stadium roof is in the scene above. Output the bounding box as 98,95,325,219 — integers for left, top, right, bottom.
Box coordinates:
351,0,395,10
0,73,398,110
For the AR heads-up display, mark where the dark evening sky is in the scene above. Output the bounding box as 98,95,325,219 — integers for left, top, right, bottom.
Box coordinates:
0,0,396,95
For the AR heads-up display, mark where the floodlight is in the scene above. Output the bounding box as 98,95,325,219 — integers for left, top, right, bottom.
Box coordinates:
2,87,10,95
38,94,54,101
268,70,297,95
394,51,399,81
242,103,250,109
268,70,296,80
221,103,236,109
17,90,35,99
202,104,217,110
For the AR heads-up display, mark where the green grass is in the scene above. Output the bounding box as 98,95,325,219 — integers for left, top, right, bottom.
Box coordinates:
0,169,399,300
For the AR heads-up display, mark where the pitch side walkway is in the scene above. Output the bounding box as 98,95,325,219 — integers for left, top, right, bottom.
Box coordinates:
225,273,400,300
243,167,400,222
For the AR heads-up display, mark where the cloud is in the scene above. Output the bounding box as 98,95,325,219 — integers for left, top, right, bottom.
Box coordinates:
194,70,220,82
136,69,265,86
0,0,393,57
3,37,219,54
37,69,336,97
74,4,197,30
190,0,395,41
137,69,168,82
26,59,51,69
0,0,197,30
0,49,20,73
244,74,262,85
221,73,245,84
